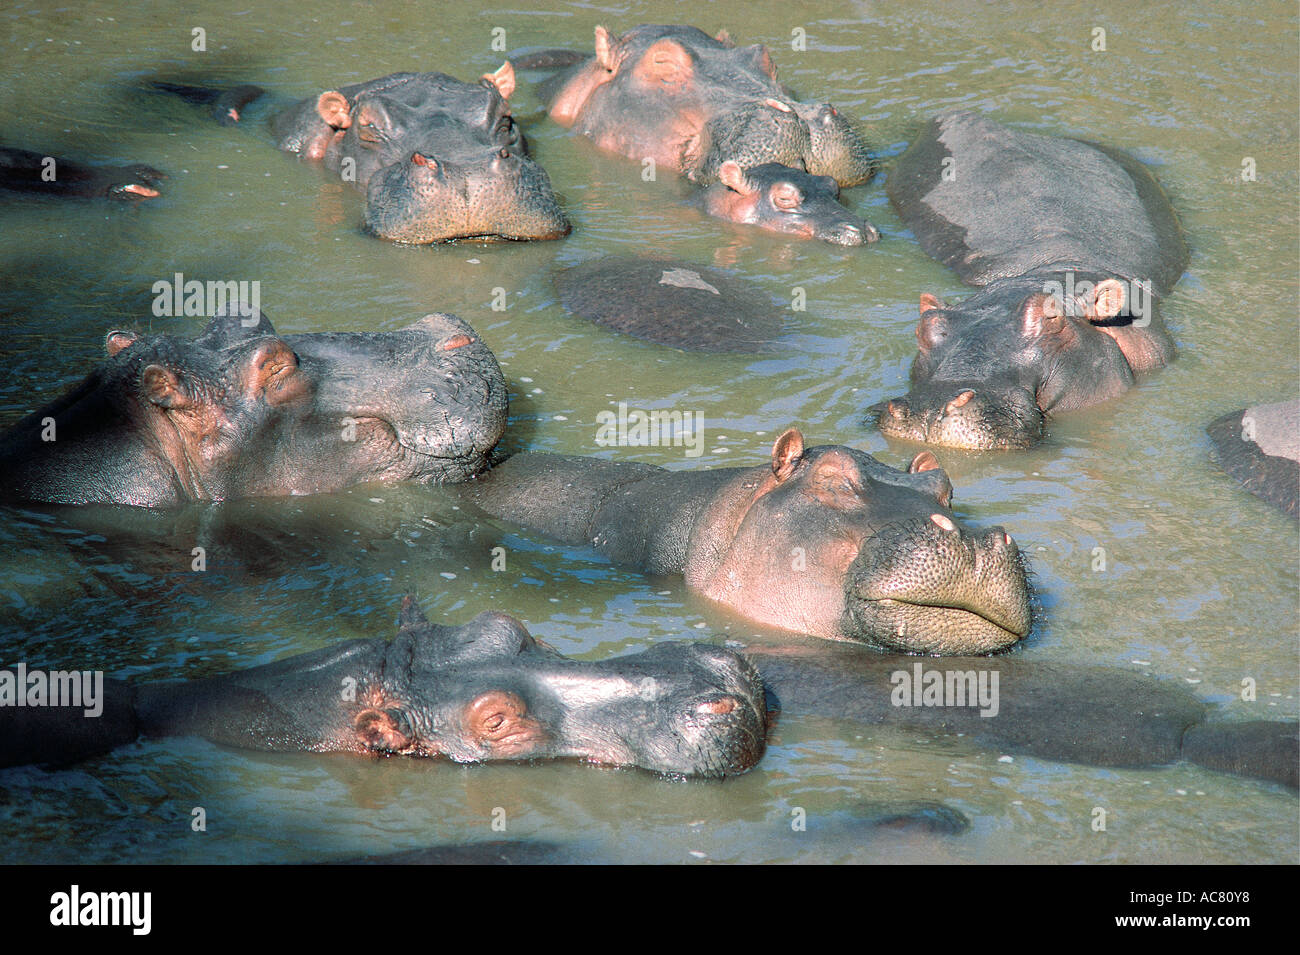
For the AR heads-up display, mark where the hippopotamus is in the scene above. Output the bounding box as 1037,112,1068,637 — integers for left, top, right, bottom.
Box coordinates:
540,25,875,188
152,65,569,243
878,112,1189,449
0,599,767,778
1206,399,1299,517
8,604,1293,791
454,429,1033,655
749,643,1298,789
699,161,878,246
0,146,164,200
0,302,507,505
555,256,785,351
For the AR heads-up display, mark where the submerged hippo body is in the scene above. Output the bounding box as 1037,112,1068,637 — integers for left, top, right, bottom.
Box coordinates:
1207,399,1299,517
546,25,874,186
751,644,1298,789
880,112,1189,449
155,66,569,243
0,303,507,505
456,429,1033,655
0,600,767,778
0,146,164,200
555,256,785,351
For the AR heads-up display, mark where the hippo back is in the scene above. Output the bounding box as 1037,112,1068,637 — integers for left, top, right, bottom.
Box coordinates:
888,112,1188,294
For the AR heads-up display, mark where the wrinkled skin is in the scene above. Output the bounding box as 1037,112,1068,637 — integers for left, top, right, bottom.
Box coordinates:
546,24,875,187
1206,399,1299,518
0,302,507,505
700,161,879,245
880,112,1188,450
0,600,768,779
0,146,164,200
162,67,569,243
457,429,1033,654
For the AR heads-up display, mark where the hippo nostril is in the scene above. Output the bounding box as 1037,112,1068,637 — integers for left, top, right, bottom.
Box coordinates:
440,334,474,350
497,147,511,160
930,513,956,532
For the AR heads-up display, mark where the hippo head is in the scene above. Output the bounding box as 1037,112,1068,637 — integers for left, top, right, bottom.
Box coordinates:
686,430,1032,654
549,24,874,186
351,602,767,777
312,69,569,243
702,160,879,245
875,276,1139,450
697,98,876,187
0,302,506,505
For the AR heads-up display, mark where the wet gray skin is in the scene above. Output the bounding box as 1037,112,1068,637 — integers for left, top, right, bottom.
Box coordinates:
700,161,879,246
0,601,769,779
457,429,1033,655
880,111,1188,450
545,24,875,187
0,146,165,200
164,68,570,243
1206,399,1300,518
0,301,507,505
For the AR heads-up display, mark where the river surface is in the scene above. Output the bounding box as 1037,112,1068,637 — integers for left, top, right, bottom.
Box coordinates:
0,0,1296,864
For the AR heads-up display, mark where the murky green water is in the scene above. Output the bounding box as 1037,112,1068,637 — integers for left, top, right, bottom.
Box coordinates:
0,0,1296,864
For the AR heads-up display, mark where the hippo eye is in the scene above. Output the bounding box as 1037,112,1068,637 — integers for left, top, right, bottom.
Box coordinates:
771,186,802,211
358,121,382,144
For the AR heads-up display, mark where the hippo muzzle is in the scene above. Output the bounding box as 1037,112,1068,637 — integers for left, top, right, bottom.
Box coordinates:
363,149,571,243
289,312,507,484
875,383,1045,451
843,515,1033,654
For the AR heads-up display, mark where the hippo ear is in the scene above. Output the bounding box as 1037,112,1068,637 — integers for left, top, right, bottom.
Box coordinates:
714,28,734,47
718,160,753,195
916,309,948,353
354,707,413,753
1021,293,1066,338
594,26,618,70
105,330,138,357
919,292,946,316
1082,278,1127,321
908,451,942,474
741,44,778,80
771,428,805,482
636,38,694,88
481,61,516,101
141,365,191,410
315,91,352,129
397,595,430,632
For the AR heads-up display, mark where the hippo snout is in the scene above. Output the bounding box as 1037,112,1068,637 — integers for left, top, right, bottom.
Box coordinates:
843,515,1033,654
874,384,1044,451
620,643,767,777
819,219,880,246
